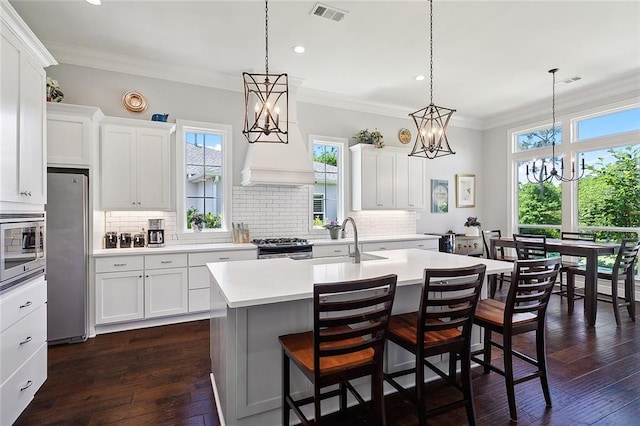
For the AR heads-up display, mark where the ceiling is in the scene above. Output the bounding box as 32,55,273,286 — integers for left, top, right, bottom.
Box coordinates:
9,0,640,128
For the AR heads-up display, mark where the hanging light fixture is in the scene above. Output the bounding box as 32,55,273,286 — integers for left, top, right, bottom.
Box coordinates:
526,68,585,183
242,0,288,143
408,0,456,159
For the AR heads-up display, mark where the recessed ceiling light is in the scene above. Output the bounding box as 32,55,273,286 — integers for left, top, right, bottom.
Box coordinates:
415,75,425,81
292,45,305,54
86,0,101,5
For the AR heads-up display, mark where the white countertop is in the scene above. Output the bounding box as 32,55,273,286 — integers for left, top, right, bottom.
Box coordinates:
92,242,256,257
92,234,439,256
207,248,512,309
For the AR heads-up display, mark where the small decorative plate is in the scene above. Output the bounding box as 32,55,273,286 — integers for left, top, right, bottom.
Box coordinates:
398,128,412,144
122,90,147,113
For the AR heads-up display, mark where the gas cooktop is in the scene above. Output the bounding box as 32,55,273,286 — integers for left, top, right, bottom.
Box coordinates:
252,238,311,247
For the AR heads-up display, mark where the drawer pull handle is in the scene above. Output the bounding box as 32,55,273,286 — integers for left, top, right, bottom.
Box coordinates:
19,301,32,309
160,260,173,264
113,263,127,267
218,257,230,260
379,247,387,250
20,380,33,392
333,250,342,253
20,336,32,345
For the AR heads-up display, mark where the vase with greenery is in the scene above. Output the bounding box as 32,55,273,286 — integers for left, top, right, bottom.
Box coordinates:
324,219,342,239
353,128,384,148
190,212,205,232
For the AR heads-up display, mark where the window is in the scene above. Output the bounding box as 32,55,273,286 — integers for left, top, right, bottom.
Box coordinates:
509,104,640,261
176,120,232,234
310,136,345,229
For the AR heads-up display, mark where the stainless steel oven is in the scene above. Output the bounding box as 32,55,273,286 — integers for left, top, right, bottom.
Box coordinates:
253,238,313,260
0,213,46,292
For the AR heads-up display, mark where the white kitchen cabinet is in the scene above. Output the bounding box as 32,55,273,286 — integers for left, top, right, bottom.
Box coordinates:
402,239,438,251
95,270,144,324
361,241,404,252
47,103,103,167
0,5,55,210
351,144,425,211
0,275,48,426
100,117,175,210
188,250,257,312
145,268,188,318
396,155,426,209
455,236,483,256
312,243,351,258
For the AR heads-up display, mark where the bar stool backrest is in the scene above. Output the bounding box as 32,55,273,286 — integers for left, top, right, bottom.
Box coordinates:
561,231,596,242
612,239,640,281
513,233,547,260
483,229,504,259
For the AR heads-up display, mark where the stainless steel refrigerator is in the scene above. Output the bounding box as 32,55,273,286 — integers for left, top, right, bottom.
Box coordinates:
46,171,89,344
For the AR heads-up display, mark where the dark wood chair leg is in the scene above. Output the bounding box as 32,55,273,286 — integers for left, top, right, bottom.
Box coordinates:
372,366,386,426
503,334,517,422
483,327,491,374
567,269,576,314
448,351,457,385
461,351,476,426
489,275,497,298
611,276,621,326
314,386,322,426
339,382,347,412
416,353,426,426
536,327,552,407
626,273,636,320
282,350,290,426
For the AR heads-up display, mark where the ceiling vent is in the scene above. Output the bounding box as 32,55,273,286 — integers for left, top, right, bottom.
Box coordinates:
560,76,582,84
310,3,347,22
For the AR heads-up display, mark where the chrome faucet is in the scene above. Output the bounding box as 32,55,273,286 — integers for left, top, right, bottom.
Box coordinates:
341,217,360,264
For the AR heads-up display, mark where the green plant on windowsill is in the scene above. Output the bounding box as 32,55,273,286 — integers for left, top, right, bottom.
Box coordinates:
353,128,385,148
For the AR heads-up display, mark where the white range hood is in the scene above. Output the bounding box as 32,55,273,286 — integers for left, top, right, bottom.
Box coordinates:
241,83,315,187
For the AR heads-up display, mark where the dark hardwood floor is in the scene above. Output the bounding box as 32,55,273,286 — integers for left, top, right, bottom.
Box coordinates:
15,289,640,426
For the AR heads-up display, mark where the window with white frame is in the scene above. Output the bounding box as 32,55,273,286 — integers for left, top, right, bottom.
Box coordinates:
310,136,345,229
509,104,640,252
176,120,232,234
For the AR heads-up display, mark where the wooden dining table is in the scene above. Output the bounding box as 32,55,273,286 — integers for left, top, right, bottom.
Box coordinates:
491,237,619,326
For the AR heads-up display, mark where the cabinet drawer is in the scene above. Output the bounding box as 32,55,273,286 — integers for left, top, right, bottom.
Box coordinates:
145,253,188,270
0,342,47,426
362,241,404,252
313,244,350,258
0,276,46,333
189,266,210,290
403,239,438,251
95,256,144,273
189,288,211,312
0,304,46,385
188,250,256,266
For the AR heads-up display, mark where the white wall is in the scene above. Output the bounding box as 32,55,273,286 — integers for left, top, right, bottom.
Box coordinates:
49,63,483,236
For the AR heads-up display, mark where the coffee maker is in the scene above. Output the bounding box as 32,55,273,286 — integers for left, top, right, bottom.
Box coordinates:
147,219,165,248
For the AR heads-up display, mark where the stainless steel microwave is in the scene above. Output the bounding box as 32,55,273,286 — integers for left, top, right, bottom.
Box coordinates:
0,213,46,293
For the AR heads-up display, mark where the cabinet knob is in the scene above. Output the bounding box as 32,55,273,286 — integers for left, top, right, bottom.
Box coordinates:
132,202,136,205
137,202,141,205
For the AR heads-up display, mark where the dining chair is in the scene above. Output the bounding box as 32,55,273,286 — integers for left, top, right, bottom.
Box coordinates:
513,233,548,260
554,231,596,300
471,257,561,422
482,230,516,298
383,264,486,426
279,274,397,426
566,239,640,325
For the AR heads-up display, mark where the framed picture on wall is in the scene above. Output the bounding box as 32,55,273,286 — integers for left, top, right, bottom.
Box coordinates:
430,179,449,213
455,174,476,208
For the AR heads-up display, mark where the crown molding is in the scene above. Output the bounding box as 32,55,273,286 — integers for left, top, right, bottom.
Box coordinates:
45,41,483,130
1,0,56,67
482,71,640,130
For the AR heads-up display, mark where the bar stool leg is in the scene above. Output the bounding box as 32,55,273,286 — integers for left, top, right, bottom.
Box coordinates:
416,353,426,426
482,327,491,374
567,269,576,314
536,326,552,407
282,350,290,426
372,365,387,426
626,273,636,320
339,383,347,412
314,386,322,426
461,350,476,426
611,277,621,326
503,335,517,422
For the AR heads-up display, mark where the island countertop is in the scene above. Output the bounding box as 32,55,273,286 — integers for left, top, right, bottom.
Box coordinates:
207,248,513,309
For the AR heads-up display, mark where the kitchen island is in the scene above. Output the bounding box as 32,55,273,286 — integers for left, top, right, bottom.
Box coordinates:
208,249,513,426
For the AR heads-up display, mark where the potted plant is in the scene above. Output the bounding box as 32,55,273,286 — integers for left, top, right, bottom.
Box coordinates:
353,128,385,148
464,216,481,237
324,219,342,240
190,212,205,232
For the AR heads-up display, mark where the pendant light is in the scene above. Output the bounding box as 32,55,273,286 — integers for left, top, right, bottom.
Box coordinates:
408,0,456,159
242,0,288,143
526,68,585,183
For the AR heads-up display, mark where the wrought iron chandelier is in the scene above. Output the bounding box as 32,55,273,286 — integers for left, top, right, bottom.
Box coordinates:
242,0,288,143
526,68,585,183
408,0,456,159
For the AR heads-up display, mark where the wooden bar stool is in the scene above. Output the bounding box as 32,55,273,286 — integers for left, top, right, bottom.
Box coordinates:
566,239,640,325
471,257,561,422
482,230,516,298
513,233,548,260
554,231,595,300
383,264,486,426
279,274,397,426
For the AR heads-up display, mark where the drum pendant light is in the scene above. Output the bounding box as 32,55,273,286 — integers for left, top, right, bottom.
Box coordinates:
409,0,456,159
242,0,288,143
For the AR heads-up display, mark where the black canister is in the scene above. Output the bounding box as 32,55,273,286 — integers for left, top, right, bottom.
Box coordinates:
133,233,146,248
119,233,132,248
105,232,118,249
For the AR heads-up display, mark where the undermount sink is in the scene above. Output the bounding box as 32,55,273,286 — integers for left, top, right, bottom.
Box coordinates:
295,253,388,264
